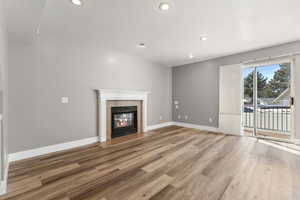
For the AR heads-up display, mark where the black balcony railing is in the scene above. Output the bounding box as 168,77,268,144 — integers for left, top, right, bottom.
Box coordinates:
243,106,291,133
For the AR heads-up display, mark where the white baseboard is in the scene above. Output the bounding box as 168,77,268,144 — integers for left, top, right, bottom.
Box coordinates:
294,139,300,145
0,161,9,195
0,181,6,195
146,122,175,131
9,137,99,162
173,122,220,133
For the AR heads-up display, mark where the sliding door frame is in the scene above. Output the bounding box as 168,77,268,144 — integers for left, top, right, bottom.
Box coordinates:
253,67,258,138
242,57,295,142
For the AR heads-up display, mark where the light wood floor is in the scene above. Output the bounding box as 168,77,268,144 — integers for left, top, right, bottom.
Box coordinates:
1,126,300,200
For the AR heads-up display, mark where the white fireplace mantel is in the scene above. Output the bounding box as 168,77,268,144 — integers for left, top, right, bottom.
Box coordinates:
95,89,149,142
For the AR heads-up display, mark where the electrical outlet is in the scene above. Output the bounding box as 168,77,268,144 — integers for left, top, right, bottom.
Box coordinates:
178,115,181,119
159,116,163,120
61,97,69,104
209,117,213,123
185,115,188,120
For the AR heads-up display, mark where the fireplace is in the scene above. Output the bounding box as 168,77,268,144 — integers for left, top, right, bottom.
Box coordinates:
111,106,138,138
95,89,147,142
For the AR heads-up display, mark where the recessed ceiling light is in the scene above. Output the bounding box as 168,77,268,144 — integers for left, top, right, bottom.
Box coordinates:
159,2,170,11
137,43,147,48
189,54,194,59
200,36,208,41
71,0,83,6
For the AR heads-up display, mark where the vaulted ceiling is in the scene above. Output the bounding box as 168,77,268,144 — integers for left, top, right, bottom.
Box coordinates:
5,0,300,66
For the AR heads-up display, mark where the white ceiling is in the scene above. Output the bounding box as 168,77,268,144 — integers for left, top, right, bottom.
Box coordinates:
5,0,300,67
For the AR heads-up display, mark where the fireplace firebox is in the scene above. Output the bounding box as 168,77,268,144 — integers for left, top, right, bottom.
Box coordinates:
111,106,138,138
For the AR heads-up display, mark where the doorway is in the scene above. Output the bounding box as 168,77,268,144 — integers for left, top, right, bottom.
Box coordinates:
242,61,294,141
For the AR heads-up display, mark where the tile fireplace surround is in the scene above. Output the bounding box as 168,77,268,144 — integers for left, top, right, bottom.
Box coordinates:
95,89,148,142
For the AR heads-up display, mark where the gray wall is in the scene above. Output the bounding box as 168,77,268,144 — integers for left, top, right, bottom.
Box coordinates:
173,61,219,127
173,41,300,135
0,0,8,181
8,39,172,153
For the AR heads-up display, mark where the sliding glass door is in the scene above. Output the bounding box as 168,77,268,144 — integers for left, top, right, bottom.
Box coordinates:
242,62,293,141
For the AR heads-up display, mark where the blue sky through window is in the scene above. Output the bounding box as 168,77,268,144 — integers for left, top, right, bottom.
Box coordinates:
243,64,280,82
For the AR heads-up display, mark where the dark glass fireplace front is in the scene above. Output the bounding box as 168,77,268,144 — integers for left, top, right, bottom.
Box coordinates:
111,106,138,138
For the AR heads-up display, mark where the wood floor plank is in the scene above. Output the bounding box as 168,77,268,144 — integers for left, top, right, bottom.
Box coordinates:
149,185,181,200
39,163,81,184
236,143,273,200
290,154,300,200
267,148,293,200
142,142,196,173
1,177,42,199
220,152,259,200
125,174,173,200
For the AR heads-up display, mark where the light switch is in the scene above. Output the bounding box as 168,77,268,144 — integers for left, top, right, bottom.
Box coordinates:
61,97,69,104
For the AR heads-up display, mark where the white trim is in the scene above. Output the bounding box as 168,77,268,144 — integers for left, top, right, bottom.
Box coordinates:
96,89,149,142
259,139,300,156
294,139,300,145
290,58,296,141
0,181,6,195
219,64,243,136
0,113,7,195
8,137,99,162
243,56,292,68
0,161,9,195
173,122,219,133
146,122,175,131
